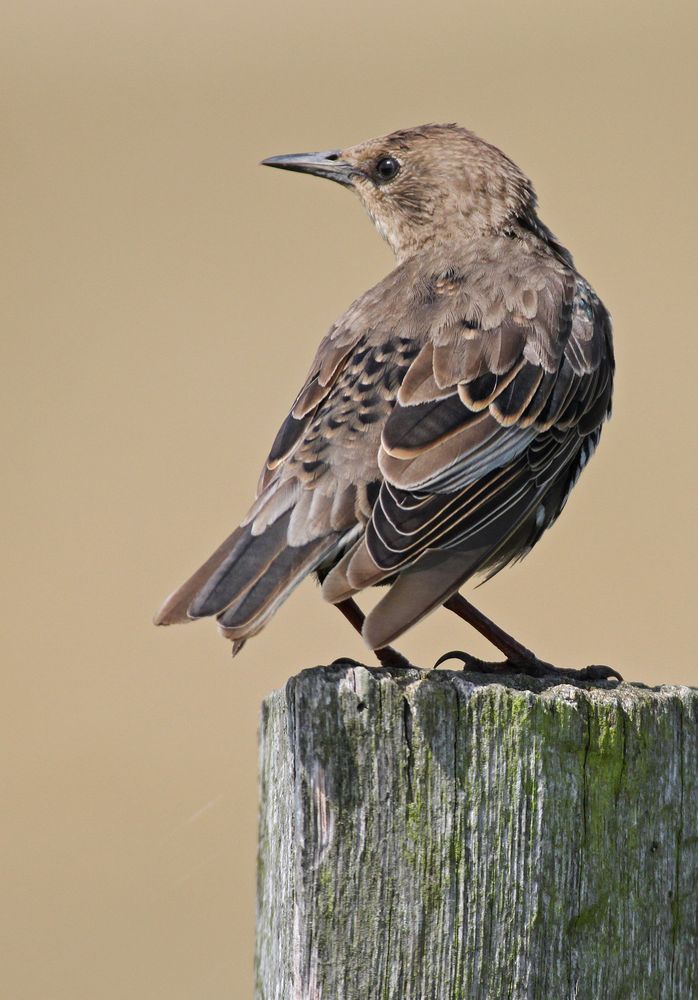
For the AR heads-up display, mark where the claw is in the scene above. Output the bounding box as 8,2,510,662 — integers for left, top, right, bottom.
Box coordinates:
434,649,622,684
434,649,472,669
434,650,516,674
576,664,623,682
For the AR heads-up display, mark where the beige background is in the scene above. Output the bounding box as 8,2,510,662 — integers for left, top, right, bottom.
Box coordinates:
3,0,696,996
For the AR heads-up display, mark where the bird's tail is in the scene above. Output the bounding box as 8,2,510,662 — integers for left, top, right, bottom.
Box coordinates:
154,503,346,651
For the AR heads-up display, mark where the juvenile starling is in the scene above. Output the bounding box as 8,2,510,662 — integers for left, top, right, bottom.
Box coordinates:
155,124,616,679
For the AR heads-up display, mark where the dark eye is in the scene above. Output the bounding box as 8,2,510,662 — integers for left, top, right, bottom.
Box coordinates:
374,156,400,182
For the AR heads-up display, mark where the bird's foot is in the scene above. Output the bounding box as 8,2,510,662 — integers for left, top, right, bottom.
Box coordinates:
329,656,364,668
375,645,415,670
328,648,415,670
434,650,622,683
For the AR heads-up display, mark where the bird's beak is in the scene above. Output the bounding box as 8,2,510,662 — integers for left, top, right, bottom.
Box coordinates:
261,150,357,187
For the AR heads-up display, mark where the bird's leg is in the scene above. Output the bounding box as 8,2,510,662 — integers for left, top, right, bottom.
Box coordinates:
439,593,621,682
335,598,414,670
443,593,535,664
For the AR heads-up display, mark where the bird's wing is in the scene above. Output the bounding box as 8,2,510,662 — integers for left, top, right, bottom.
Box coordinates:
321,264,614,648
255,328,359,494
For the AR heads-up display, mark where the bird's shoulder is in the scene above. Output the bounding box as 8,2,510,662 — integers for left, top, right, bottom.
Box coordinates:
326,236,575,344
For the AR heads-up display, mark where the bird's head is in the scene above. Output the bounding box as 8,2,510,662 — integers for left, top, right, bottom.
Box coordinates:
262,124,536,262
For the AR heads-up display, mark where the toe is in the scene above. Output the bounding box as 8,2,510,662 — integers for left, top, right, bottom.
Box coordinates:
375,647,414,670
579,664,623,682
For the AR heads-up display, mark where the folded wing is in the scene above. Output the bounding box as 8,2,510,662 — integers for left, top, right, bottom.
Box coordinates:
321,269,614,649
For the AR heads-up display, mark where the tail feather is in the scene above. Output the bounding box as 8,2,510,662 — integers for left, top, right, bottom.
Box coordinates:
190,511,292,618
218,531,345,638
154,511,291,627
154,523,250,626
155,499,353,649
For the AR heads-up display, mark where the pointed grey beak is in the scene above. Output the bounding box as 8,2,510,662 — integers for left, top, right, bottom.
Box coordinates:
261,150,357,187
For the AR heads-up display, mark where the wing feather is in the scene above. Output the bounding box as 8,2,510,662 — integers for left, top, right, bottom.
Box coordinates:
322,269,614,636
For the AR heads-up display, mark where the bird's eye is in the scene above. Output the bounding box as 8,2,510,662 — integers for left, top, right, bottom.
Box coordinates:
374,156,400,182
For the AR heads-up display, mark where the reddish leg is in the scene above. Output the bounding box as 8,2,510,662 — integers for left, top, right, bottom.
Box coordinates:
439,593,621,682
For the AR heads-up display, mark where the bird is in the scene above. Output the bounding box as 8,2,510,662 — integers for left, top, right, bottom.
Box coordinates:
155,123,618,680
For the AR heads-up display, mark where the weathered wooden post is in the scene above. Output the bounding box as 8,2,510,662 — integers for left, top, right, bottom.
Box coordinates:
255,664,697,1000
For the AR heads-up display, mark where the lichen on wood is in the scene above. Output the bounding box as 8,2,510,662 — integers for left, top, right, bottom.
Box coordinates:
255,664,697,1000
